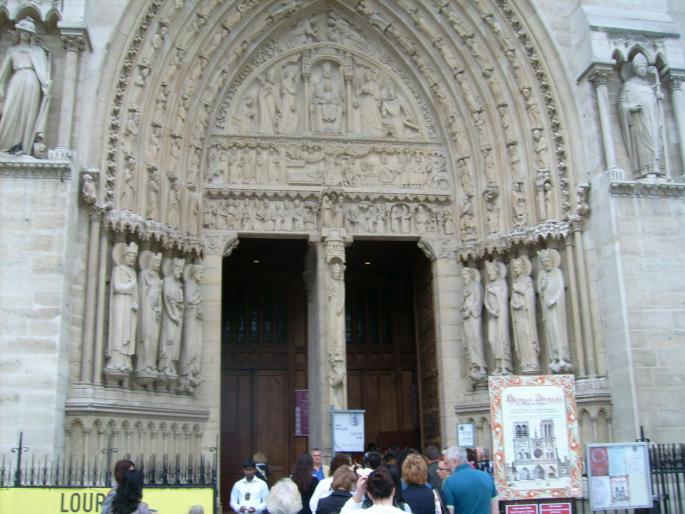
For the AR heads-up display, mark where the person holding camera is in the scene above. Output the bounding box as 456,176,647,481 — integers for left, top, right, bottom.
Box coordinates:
230,459,270,514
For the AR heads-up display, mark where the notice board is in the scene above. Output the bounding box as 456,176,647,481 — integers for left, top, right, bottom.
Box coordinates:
586,442,652,510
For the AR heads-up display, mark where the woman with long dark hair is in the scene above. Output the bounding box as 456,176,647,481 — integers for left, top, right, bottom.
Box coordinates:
112,469,151,514
102,459,135,514
291,453,320,514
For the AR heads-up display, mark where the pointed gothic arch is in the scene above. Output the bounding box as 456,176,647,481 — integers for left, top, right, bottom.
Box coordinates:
91,0,584,259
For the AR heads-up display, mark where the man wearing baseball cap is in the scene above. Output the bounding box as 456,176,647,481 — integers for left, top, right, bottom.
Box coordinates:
230,459,269,514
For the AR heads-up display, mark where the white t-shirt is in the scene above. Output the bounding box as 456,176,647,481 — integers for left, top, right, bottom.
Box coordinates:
310,476,334,513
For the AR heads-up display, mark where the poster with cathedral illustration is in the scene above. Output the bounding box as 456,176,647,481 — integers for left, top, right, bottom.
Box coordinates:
489,375,583,500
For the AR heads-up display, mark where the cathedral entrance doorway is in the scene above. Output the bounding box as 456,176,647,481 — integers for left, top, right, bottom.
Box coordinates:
220,238,309,501
345,241,440,451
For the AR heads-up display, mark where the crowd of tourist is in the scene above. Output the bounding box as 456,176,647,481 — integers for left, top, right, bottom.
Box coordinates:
230,445,498,514
103,444,496,514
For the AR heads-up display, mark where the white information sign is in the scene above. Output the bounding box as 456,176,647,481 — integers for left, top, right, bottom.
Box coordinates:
331,410,365,452
587,442,652,511
457,423,476,448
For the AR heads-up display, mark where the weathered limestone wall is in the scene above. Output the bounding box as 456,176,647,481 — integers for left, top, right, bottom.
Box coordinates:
589,175,685,443
0,171,72,455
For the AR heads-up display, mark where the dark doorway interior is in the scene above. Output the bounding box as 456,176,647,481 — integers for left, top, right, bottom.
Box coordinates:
345,241,439,451
220,238,309,503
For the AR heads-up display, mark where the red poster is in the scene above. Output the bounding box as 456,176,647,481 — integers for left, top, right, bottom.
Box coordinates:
589,446,609,476
294,389,309,436
506,504,538,514
540,503,572,514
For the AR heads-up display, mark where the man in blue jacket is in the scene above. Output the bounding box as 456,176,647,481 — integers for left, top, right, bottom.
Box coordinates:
442,447,498,514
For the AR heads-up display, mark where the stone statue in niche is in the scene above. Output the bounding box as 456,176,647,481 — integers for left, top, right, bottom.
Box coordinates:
120,153,136,208
279,69,299,133
146,166,160,219
312,62,343,133
106,243,139,381
535,169,553,221
185,183,201,235
390,203,412,233
179,264,203,393
0,17,51,157
484,261,512,375
257,69,280,134
483,182,500,235
320,191,344,228
158,258,185,384
618,53,663,178
232,96,257,133
136,251,162,385
511,180,527,227
380,87,418,138
537,249,573,373
510,256,540,374
354,70,384,137
167,177,181,228
461,267,487,383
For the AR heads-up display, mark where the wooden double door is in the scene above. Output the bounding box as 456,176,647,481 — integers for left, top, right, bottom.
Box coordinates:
220,240,438,506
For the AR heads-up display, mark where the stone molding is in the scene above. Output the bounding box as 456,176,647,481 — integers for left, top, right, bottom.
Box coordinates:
66,386,210,422
609,179,685,198
65,400,210,422
104,209,204,256
458,219,571,260
0,158,71,180
205,187,452,204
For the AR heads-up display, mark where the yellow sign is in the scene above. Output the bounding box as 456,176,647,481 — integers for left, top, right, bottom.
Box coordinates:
0,487,214,514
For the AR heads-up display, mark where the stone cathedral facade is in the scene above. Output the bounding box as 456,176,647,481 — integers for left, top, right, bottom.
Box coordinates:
0,0,684,483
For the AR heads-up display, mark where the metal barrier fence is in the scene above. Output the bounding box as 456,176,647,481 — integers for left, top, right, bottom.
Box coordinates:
0,436,217,488
1,438,683,513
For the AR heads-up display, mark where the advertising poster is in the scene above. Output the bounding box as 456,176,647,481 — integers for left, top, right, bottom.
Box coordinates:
586,442,652,510
489,375,582,500
0,487,215,514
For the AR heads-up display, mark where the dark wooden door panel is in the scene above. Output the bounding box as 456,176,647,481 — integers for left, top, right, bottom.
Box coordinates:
255,371,290,480
221,240,309,511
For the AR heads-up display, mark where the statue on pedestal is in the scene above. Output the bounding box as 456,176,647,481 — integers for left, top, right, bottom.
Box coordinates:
618,54,664,178
0,17,51,157
136,251,162,385
510,256,540,373
461,267,487,383
179,264,203,393
158,258,185,386
484,261,512,375
106,243,139,383
537,249,573,373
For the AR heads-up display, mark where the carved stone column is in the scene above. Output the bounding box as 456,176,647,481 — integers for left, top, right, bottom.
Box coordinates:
343,54,354,135
322,229,347,411
80,201,105,383
305,228,348,457
666,70,685,179
52,30,89,157
302,52,312,134
588,65,621,177
570,217,598,376
417,237,463,446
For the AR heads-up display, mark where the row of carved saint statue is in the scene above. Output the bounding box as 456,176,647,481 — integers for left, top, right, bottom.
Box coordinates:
105,242,203,394
462,249,572,383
